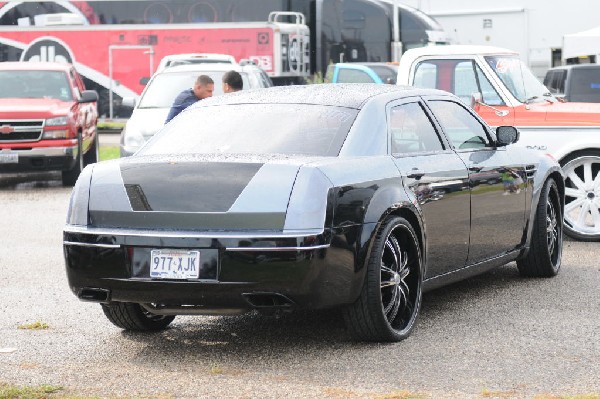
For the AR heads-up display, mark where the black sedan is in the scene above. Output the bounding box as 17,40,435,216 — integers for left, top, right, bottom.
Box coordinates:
64,84,564,342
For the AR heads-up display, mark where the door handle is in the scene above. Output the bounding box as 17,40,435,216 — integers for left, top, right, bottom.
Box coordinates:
407,168,425,180
469,166,483,173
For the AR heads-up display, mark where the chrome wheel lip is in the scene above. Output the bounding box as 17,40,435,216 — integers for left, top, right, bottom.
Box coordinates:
563,156,600,236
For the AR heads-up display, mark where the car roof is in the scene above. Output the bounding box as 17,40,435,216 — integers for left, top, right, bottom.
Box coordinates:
0,61,72,72
160,53,235,63
156,63,259,75
547,64,600,71
403,44,518,58
195,83,451,109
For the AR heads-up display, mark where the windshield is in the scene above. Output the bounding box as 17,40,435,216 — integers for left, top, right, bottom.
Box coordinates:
485,56,552,103
138,104,358,157
0,70,72,101
138,71,250,109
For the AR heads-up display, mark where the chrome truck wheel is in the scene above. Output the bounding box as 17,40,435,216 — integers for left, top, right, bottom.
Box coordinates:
562,152,600,241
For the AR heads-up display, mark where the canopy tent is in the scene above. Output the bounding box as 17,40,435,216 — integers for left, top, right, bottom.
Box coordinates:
563,26,600,60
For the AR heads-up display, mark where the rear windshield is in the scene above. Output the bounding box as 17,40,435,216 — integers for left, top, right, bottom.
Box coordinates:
569,69,600,102
138,104,358,157
0,70,72,101
138,71,251,108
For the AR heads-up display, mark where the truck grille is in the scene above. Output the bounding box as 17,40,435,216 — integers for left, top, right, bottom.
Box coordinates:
0,120,44,142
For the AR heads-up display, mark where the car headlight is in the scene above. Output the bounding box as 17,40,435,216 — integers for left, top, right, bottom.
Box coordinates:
122,125,146,149
46,116,68,126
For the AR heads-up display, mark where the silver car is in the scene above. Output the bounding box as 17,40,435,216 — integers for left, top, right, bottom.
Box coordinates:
120,62,272,157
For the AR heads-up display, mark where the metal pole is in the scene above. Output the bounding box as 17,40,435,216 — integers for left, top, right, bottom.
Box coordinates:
393,0,400,43
107,45,153,120
108,46,113,120
391,0,402,62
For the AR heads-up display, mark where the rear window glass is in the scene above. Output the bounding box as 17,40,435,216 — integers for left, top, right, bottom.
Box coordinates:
569,69,600,102
139,104,358,157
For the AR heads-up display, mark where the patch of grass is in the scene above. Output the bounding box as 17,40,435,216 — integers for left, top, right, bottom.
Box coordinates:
0,383,62,399
99,146,120,161
208,363,223,375
373,391,427,399
534,395,600,399
17,321,49,330
482,389,518,398
97,121,125,130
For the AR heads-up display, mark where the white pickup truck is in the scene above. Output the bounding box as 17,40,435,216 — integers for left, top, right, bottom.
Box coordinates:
396,45,600,241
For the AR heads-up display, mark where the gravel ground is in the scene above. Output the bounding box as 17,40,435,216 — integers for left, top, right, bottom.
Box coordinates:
0,176,599,399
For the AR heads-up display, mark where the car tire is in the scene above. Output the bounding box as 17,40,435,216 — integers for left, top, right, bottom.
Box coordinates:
560,151,600,241
517,178,562,277
101,302,175,332
343,216,422,342
61,133,83,186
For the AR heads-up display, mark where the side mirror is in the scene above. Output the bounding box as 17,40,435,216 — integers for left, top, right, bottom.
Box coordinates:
471,92,510,117
121,97,136,108
79,90,98,103
470,92,483,109
496,126,519,146
139,77,150,85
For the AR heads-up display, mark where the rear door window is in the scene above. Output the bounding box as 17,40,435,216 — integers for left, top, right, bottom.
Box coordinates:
389,102,444,154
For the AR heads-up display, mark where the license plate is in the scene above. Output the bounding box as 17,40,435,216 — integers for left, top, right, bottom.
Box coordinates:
150,249,200,279
0,153,18,164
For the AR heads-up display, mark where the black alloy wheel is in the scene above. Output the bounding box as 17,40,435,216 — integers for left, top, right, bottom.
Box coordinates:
517,178,563,277
343,216,423,342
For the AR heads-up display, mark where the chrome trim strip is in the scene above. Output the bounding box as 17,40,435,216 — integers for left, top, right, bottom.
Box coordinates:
225,244,330,252
63,241,121,249
64,225,324,239
2,146,76,157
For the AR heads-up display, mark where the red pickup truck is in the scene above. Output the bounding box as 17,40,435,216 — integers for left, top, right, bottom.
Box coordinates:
0,62,98,186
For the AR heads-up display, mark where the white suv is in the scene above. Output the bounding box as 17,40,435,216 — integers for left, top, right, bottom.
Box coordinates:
120,62,272,157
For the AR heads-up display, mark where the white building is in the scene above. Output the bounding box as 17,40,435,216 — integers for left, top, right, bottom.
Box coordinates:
398,0,600,78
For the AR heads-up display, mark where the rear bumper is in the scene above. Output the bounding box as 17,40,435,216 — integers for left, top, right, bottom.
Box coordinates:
63,225,364,313
0,144,78,172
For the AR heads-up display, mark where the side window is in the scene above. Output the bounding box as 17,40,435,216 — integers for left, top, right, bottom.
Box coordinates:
70,70,82,98
475,64,504,105
556,70,566,94
389,102,444,154
413,62,437,89
543,71,554,91
337,68,375,83
414,60,503,106
428,100,491,150
454,61,479,104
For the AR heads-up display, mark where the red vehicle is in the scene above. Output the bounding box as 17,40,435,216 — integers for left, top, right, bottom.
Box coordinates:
0,62,99,186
